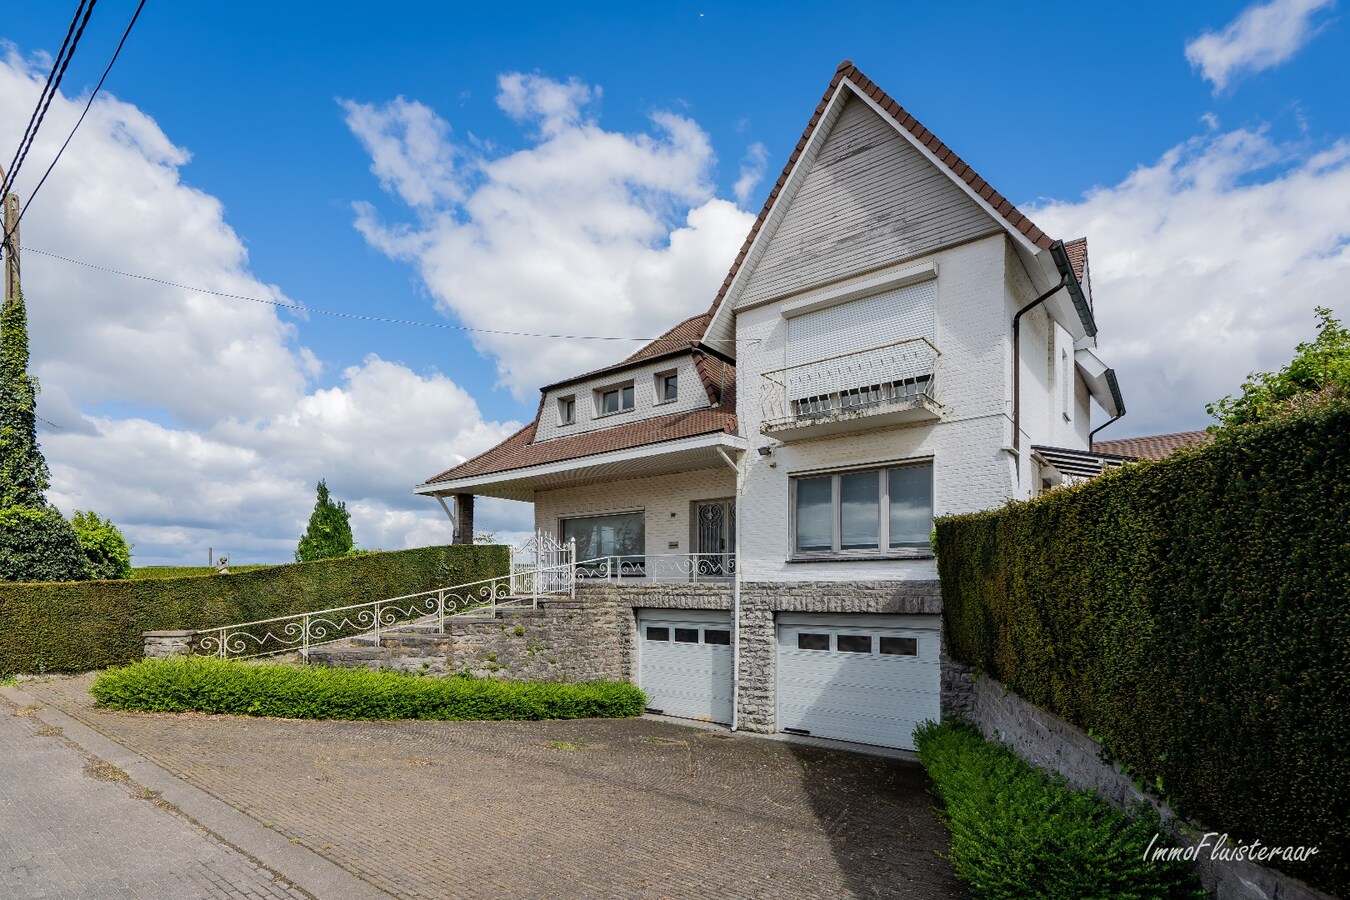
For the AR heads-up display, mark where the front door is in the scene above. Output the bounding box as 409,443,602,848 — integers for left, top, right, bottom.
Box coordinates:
694,500,735,577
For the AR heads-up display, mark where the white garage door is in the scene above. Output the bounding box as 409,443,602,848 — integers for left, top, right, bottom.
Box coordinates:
637,609,734,724
776,614,940,750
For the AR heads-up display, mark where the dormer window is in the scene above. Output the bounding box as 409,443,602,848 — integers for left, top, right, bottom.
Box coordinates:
558,395,576,426
656,371,678,404
597,383,635,416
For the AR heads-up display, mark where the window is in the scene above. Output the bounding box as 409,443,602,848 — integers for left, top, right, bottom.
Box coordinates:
597,383,635,415
797,633,830,651
792,462,933,557
674,628,700,644
561,512,645,567
1061,349,1072,421
704,629,731,645
558,395,576,426
656,371,678,403
646,627,669,641
880,636,918,656
837,634,872,653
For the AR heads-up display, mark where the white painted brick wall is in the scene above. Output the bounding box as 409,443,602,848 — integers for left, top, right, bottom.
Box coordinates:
532,468,735,557
735,235,1021,582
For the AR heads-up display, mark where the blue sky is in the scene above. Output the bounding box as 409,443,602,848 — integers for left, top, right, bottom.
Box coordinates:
3,0,1347,562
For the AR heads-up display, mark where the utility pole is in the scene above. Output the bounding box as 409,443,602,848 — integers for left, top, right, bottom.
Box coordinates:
0,163,18,302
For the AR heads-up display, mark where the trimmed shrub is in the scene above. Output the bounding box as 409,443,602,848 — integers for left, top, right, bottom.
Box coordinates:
71,510,133,580
0,505,87,583
914,721,1202,899
91,656,647,721
130,565,274,579
0,544,506,673
936,403,1349,894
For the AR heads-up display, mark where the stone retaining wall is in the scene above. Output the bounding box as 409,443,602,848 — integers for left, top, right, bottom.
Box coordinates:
967,675,1334,900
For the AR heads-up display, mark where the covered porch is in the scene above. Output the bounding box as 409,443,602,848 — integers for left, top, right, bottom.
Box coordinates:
415,431,746,583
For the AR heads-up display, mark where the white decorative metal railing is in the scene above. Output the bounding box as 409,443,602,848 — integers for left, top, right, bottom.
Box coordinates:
760,337,940,430
510,531,576,598
576,553,736,583
186,539,577,660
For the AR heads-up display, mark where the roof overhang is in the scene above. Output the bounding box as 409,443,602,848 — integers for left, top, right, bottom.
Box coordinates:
1032,444,1135,480
1074,348,1125,418
413,431,748,502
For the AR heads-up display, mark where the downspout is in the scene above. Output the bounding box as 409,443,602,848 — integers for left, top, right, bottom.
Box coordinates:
1088,368,1127,449
1011,274,1069,463
715,445,743,732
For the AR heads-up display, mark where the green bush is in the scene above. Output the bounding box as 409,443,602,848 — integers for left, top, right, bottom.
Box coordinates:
71,510,133,580
915,721,1202,899
91,656,647,721
295,479,355,562
0,505,87,583
0,544,506,673
936,402,1349,894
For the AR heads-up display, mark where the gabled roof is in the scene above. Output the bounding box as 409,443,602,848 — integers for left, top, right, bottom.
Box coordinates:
539,312,720,392
1093,431,1213,462
702,60,1059,346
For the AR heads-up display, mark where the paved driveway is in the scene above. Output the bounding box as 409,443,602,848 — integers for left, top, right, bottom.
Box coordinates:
16,675,964,899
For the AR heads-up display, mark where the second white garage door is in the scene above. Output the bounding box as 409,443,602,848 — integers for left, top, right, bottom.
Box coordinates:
637,609,734,724
776,614,941,750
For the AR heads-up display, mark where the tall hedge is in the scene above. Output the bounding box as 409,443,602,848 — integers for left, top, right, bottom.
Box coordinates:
936,403,1348,894
0,544,506,674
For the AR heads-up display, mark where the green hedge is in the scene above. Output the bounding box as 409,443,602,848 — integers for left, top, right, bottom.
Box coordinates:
0,544,506,674
130,565,274,580
936,404,1349,894
91,656,647,721
914,721,1202,899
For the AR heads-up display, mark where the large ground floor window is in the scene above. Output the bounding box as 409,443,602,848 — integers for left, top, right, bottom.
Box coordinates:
561,511,646,567
792,462,932,558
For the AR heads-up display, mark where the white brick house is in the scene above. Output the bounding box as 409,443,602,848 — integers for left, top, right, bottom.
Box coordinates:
414,61,1126,751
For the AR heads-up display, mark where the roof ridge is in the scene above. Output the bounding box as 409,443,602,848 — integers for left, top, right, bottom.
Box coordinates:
702,59,1058,325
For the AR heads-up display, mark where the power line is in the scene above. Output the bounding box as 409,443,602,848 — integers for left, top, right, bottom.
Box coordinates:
1,0,97,199
4,0,144,249
27,247,662,341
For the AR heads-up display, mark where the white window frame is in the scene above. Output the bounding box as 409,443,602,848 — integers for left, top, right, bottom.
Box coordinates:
788,460,934,561
655,370,678,405
558,395,576,426
595,381,635,417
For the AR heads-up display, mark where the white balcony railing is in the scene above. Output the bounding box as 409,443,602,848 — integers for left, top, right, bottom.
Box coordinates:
576,553,736,583
760,337,941,437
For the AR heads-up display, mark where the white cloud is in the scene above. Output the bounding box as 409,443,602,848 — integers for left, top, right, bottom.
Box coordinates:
1185,0,1335,92
733,142,768,207
345,73,756,398
1029,129,1350,437
340,96,463,208
1,49,522,564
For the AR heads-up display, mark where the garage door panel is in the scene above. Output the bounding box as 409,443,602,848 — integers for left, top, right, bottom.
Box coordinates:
775,617,940,750
638,611,733,724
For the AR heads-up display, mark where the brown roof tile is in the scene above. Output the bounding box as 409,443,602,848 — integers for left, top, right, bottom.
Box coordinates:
1093,430,1213,461
424,406,739,485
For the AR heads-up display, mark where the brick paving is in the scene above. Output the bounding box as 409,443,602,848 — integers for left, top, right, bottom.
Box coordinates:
1,693,309,900
20,675,966,899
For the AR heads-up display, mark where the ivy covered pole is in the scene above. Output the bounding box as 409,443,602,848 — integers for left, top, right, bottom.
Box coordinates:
0,287,50,509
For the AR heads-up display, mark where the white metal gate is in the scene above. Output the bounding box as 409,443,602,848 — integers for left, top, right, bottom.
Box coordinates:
509,531,576,597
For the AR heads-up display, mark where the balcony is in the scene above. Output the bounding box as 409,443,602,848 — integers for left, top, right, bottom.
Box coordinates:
760,338,942,440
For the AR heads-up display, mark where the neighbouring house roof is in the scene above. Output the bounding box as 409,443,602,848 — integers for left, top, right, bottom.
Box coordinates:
1063,237,1088,281
1093,430,1213,461
423,405,738,486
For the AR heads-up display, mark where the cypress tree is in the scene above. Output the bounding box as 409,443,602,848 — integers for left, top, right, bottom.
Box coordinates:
0,289,51,508
295,479,355,562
